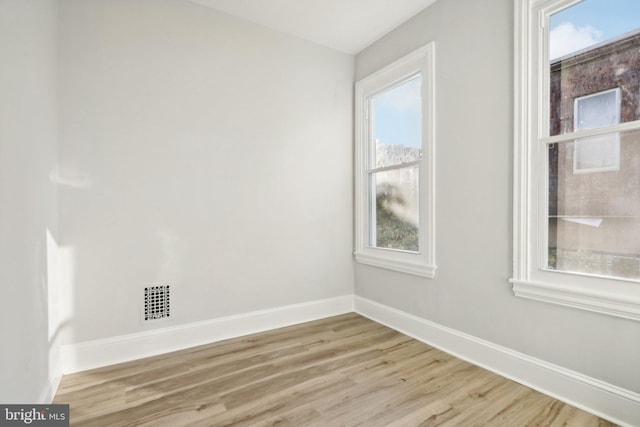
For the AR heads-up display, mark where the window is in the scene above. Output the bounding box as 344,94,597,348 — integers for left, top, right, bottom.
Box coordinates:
514,0,640,320
354,43,436,277
573,88,620,173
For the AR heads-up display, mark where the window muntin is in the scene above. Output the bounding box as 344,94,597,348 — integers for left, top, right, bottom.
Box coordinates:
354,43,435,278
513,0,640,320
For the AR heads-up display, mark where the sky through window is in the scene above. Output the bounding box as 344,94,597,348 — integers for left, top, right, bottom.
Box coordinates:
550,0,640,60
373,76,422,149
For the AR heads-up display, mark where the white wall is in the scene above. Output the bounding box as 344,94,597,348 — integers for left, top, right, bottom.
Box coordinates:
0,0,60,403
58,0,354,344
355,0,640,394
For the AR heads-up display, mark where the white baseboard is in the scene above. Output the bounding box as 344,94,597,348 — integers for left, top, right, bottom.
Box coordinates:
40,374,62,404
354,296,640,427
62,295,353,374
59,293,639,426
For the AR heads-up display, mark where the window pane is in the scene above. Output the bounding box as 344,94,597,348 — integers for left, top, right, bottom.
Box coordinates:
372,76,422,168
370,166,419,252
548,1,640,136
547,129,640,280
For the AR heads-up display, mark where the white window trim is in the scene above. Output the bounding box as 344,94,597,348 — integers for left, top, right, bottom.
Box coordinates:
354,42,436,278
513,0,640,321
572,88,621,174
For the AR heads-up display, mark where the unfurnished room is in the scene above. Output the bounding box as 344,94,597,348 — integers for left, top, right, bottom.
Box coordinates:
1,0,639,425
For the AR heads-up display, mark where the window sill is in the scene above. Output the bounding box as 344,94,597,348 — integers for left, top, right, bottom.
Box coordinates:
510,278,640,322
355,251,436,278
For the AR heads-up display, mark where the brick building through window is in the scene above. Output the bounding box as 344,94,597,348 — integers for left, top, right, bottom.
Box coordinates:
548,29,640,278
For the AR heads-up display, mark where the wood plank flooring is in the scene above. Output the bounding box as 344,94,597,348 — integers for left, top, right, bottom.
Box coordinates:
54,313,617,426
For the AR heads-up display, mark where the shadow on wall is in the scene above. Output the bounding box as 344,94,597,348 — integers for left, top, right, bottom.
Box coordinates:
47,167,85,383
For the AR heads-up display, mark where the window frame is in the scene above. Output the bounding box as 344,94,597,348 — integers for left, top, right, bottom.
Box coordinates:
513,0,640,321
354,43,436,278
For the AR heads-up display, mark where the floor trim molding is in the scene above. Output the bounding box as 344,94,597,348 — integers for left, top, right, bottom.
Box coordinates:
353,295,640,427
61,295,353,374
59,293,639,426
40,374,62,404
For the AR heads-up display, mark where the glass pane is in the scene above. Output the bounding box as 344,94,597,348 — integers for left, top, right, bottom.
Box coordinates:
372,75,422,168
548,0,640,136
547,129,640,280
370,166,419,252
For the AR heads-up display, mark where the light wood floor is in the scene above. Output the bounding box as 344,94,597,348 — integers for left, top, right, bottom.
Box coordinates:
54,313,617,426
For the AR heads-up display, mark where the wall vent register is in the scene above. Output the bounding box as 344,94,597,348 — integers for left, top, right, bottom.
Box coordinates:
144,285,170,321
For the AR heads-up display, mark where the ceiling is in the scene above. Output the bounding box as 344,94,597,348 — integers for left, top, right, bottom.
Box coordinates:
188,0,438,54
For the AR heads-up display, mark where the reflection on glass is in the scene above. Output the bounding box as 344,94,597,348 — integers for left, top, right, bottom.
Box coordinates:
548,1,640,136
371,167,419,252
547,129,640,280
574,133,620,172
372,76,422,168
